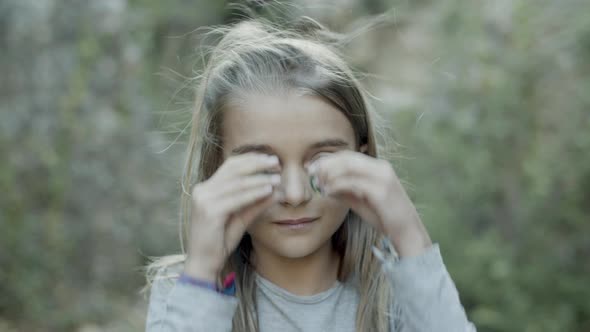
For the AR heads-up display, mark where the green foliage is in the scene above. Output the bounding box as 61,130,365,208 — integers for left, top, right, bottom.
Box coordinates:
390,1,590,331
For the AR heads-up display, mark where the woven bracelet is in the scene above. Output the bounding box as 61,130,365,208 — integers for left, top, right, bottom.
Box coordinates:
178,272,236,296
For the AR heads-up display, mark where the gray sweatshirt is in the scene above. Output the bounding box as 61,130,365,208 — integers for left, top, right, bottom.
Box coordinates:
146,244,477,331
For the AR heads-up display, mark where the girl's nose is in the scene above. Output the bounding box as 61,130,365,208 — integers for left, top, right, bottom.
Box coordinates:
277,166,312,207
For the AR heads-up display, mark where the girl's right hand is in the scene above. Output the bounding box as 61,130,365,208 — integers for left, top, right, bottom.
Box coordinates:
183,153,282,282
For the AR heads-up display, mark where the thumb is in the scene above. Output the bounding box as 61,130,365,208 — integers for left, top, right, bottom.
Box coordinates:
331,191,382,230
225,192,279,250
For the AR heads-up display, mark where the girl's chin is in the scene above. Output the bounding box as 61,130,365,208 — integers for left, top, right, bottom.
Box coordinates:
268,239,330,260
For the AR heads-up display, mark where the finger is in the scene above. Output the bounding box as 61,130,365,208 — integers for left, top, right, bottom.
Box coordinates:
217,153,279,180
215,173,281,198
225,191,280,248
307,151,369,186
323,176,378,207
217,183,275,218
323,177,383,229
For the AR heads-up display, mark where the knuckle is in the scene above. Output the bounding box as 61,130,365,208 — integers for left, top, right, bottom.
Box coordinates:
191,184,211,206
222,156,238,169
256,155,275,167
227,153,253,167
203,205,222,221
379,160,393,176
236,153,269,172
243,175,266,188
348,153,364,170
191,184,202,201
244,152,266,162
235,179,250,192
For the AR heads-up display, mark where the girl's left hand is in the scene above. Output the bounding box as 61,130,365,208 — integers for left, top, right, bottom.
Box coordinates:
305,150,432,257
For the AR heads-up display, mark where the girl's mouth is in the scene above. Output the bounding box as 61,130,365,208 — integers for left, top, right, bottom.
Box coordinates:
273,217,318,229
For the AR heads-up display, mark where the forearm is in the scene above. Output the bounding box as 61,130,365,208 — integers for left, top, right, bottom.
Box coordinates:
380,205,475,331
146,271,238,332
384,209,432,258
380,244,476,332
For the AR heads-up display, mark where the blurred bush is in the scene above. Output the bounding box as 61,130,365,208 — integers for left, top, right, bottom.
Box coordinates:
0,0,226,330
386,1,590,331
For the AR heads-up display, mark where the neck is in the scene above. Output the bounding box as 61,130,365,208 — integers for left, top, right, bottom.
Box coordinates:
251,241,340,296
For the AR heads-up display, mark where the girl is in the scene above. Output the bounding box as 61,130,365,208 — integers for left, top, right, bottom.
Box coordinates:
145,15,476,332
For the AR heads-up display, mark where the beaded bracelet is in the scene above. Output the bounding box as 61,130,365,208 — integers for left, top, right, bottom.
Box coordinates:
178,272,236,296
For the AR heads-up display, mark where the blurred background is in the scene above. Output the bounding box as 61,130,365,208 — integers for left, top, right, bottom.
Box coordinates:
1,0,589,331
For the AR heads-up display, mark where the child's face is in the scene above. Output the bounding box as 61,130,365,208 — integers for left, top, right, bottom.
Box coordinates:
221,91,358,260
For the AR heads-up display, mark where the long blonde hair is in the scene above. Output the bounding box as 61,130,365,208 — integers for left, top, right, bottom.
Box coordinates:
146,14,394,332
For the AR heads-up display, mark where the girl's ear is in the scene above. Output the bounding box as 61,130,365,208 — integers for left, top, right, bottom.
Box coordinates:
359,144,368,154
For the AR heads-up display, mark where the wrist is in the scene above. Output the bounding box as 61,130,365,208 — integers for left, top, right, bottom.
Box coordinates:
183,257,219,283
178,273,218,291
385,220,432,258
178,270,237,296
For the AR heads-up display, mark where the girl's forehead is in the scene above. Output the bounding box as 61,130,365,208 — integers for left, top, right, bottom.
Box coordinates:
221,93,356,150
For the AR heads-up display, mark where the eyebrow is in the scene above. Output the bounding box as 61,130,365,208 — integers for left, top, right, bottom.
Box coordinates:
230,138,351,155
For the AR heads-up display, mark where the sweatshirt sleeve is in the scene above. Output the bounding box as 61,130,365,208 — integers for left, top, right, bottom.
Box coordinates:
375,243,477,332
145,266,239,332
